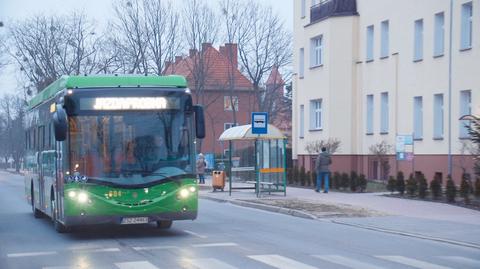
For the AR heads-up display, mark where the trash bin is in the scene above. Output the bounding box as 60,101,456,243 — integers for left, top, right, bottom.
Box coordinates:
212,170,225,192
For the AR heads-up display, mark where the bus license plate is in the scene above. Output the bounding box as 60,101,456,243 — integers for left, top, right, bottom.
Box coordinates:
121,217,149,225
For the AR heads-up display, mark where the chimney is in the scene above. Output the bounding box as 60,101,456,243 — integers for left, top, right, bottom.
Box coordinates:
175,56,182,64
189,49,197,58
201,42,212,52
224,43,238,68
219,46,226,56
164,61,172,73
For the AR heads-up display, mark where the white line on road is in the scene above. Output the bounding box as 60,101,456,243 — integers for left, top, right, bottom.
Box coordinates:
376,255,453,269
183,230,208,238
132,245,179,251
440,256,480,267
115,261,159,269
185,258,238,269
248,254,318,269
313,255,385,269
7,251,57,258
191,242,238,248
72,247,120,253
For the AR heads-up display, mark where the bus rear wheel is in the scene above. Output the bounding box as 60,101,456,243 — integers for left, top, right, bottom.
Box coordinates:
156,220,172,229
31,187,42,219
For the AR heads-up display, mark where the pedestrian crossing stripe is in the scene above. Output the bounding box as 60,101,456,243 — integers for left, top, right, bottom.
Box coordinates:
376,255,453,269
248,254,318,269
115,261,159,269
184,258,237,269
313,254,385,269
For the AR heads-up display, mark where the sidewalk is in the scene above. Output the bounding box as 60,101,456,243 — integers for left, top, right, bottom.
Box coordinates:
199,175,480,248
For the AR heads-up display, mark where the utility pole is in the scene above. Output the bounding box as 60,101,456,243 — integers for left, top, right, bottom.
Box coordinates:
447,0,453,176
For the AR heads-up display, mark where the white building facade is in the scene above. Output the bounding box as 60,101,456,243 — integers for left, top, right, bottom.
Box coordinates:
293,0,479,182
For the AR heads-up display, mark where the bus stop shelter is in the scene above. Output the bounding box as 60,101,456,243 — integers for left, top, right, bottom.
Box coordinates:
218,124,287,197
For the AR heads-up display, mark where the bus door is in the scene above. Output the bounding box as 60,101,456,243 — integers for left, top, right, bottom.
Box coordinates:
55,141,64,220
37,151,46,213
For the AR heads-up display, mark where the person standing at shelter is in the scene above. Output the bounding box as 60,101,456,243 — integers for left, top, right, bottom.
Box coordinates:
196,153,206,184
315,147,332,193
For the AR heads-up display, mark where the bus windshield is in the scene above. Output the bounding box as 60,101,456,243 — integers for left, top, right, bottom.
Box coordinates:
68,110,193,186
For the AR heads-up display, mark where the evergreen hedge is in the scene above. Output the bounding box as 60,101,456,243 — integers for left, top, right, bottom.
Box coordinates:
459,173,472,204
341,173,350,190
445,176,457,203
350,171,358,192
396,171,405,195
358,174,367,192
406,173,417,197
430,175,442,200
387,176,396,194
417,173,428,199
333,172,341,189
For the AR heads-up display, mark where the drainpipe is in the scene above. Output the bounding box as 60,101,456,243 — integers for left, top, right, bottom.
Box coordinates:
447,0,453,176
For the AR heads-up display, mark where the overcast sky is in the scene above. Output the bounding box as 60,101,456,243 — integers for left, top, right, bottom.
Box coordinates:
0,0,293,96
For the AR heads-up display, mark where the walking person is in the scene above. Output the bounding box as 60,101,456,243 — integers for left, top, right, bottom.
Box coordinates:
196,153,206,184
315,147,332,193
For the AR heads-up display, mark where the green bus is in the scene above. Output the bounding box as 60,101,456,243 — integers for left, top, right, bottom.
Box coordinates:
24,75,205,233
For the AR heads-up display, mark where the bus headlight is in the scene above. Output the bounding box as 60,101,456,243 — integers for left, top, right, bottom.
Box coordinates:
68,190,76,199
77,192,89,203
188,186,196,193
178,189,190,199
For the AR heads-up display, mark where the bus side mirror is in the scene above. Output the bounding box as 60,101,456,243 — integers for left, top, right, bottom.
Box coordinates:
193,105,205,139
53,105,68,141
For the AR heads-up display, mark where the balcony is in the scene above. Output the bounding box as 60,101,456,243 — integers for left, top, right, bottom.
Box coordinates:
310,0,358,24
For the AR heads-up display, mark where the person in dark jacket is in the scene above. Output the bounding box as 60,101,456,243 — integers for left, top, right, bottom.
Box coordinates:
315,147,332,193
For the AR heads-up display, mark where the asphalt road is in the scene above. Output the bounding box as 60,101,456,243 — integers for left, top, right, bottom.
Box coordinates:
1,170,479,269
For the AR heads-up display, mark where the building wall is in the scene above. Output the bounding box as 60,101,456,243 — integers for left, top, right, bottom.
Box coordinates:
293,0,479,182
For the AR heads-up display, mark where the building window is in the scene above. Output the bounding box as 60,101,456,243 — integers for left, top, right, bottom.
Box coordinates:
414,19,424,61
414,96,423,139
224,96,238,111
310,99,322,130
310,35,323,67
433,93,444,139
366,94,374,134
299,48,305,78
300,105,305,138
224,123,237,131
380,20,389,58
434,12,445,57
380,92,389,133
301,0,306,18
461,1,473,50
459,90,472,138
366,25,374,62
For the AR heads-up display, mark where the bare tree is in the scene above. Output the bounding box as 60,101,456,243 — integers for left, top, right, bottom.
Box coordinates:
369,141,393,180
305,138,341,154
0,95,25,171
235,0,292,113
7,13,103,93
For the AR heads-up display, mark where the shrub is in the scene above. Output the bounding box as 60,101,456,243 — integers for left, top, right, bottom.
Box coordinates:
396,171,405,195
445,175,457,203
341,173,350,190
406,173,417,196
292,166,299,185
475,177,480,198
387,176,396,194
358,174,367,192
333,172,341,189
430,175,442,200
311,171,317,188
417,173,428,199
299,166,306,186
350,171,358,192
306,171,312,187
287,168,293,185
459,173,472,204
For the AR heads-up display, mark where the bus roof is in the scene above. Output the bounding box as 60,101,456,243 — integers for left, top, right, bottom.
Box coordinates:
28,75,188,110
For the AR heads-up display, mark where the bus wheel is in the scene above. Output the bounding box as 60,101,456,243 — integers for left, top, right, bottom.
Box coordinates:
156,220,172,229
31,187,42,219
51,198,69,233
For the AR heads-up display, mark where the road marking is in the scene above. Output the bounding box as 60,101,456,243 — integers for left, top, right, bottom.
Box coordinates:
185,258,238,269
313,255,385,269
115,261,159,269
440,256,480,267
72,247,120,253
248,254,317,269
7,251,57,258
376,255,453,269
192,242,238,248
183,230,208,239
132,245,179,251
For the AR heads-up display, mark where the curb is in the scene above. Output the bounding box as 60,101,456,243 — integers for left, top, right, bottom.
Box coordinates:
331,220,480,250
200,195,317,220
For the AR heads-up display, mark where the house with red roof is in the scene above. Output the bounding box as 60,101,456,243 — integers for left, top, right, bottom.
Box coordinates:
164,43,255,156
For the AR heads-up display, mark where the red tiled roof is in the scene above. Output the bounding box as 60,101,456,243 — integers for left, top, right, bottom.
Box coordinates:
164,44,252,90
266,66,284,86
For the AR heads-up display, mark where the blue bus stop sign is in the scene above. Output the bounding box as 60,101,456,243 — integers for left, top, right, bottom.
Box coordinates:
251,112,268,134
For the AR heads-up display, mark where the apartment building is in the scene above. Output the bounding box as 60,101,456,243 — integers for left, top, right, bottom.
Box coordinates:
293,0,479,182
